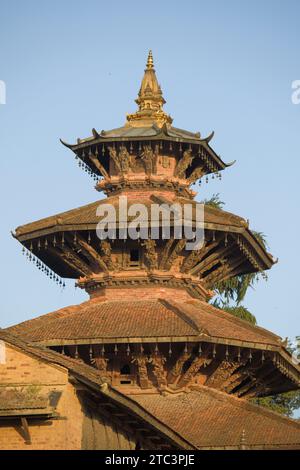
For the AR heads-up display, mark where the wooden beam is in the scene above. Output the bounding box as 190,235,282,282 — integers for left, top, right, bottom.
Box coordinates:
220,262,249,282
205,359,243,390
220,356,249,392
224,357,263,394
48,246,91,276
89,152,109,179
164,239,186,270
181,239,219,273
192,244,234,276
74,234,108,272
188,166,205,184
202,261,227,286
20,417,31,445
174,149,194,178
177,354,212,388
167,349,192,384
159,238,175,270
61,245,93,275
240,368,282,398
204,256,244,287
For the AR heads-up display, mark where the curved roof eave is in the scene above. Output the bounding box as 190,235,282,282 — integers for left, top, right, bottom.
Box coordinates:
60,132,234,172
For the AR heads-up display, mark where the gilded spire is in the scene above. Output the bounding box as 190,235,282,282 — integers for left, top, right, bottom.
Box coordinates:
146,50,154,69
126,51,173,128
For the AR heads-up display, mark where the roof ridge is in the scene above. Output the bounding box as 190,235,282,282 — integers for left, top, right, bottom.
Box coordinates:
204,203,245,221
187,299,281,343
159,298,201,335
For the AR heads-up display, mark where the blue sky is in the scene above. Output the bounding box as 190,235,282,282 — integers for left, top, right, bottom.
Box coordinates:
0,0,299,341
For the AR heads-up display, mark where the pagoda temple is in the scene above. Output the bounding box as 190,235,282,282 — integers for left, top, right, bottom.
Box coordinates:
1,51,300,450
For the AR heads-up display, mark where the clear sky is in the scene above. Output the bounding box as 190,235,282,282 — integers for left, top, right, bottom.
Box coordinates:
0,0,299,341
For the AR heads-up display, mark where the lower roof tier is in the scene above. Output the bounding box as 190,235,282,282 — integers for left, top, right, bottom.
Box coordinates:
6,294,300,397
1,329,300,450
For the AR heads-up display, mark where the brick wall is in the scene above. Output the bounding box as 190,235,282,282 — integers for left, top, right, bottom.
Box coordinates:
0,344,83,449
0,343,142,449
90,285,193,301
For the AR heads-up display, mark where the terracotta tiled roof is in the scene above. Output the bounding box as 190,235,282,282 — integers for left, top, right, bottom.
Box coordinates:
1,330,299,449
6,299,197,342
164,299,281,346
14,196,246,238
127,387,300,449
6,297,281,347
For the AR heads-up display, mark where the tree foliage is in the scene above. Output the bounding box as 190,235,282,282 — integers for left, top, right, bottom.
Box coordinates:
204,194,267,305
202,193,225,210
252,392,300,417
218,304,257,325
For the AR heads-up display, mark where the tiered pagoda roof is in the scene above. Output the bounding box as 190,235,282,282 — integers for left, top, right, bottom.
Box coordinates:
7,51,300,449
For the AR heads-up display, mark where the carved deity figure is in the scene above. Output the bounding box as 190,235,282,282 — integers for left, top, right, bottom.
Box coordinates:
141,145,157,175
108,145,132,174
91,356,111,383
131,353,150,388
118,145,131,173
174,149,194,178
92,356,109,373
148,353,167,387
108,146,121,173
141,239,158,270
100,240,115,270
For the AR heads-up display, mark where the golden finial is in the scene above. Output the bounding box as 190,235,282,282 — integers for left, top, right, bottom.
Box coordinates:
146,50,154,69
126,50,173,127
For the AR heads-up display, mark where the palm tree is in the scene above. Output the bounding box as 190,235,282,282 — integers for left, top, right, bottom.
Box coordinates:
203,194,299,417
202,194,267,317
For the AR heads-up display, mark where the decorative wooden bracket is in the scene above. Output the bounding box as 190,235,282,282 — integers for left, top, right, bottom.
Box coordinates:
20,417,31,445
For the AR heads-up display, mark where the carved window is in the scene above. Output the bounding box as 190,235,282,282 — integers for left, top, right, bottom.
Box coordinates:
119,363,134,385
120,364,131,375
129,249,140,267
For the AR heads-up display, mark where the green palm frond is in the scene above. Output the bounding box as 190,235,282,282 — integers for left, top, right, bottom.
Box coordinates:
202,193,225,210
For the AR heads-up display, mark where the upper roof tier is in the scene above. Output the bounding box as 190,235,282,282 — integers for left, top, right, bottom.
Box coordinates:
61,51,234,189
